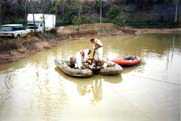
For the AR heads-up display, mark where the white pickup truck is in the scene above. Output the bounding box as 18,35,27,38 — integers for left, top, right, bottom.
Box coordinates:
0,24,30,38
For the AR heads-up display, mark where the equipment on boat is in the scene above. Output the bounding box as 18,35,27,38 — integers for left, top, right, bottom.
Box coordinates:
100,63,123,75
112,56,141,66
55,59,93,77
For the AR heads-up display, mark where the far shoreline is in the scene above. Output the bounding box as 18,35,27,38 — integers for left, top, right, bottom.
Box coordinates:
0,23,181,65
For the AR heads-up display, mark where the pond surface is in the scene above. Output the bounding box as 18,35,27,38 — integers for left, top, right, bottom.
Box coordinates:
0,34,180,121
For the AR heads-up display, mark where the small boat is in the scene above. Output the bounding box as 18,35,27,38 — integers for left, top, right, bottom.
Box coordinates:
55,59,93,78
100,63,123,75
112,56,141,66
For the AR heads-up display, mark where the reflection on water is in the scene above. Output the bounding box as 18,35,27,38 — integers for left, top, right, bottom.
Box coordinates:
76,79,103,103
56,67,122,104
0,34,180,121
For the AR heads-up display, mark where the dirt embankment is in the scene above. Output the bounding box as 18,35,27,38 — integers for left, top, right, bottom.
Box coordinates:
0,23,181,64
0,33,57,64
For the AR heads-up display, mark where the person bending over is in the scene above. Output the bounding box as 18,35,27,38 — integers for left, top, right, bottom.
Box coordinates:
90,38,103,67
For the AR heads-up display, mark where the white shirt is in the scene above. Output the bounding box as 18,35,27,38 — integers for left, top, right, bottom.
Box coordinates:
93,39,103,60
75,52,83,69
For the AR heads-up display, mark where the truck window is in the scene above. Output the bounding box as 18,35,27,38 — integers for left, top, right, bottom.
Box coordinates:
12,26,24,31
0,26,13,31
28,26,38,29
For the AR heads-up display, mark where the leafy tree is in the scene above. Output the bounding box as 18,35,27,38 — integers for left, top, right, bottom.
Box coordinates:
107,5,120,20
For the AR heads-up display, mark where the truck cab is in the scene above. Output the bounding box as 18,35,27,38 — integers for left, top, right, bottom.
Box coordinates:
26,22,44,32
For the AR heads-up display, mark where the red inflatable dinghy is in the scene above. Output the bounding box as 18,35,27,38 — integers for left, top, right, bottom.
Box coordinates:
112,56,141,66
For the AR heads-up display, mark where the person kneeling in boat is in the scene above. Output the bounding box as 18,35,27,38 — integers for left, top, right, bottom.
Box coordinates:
82,49,92,64
74,49,92,69
90,38,104,67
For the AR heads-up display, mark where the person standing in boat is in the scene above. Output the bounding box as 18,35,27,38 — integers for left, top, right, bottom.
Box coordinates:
90,38,103,66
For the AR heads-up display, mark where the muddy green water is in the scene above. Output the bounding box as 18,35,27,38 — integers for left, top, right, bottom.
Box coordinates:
0,34,180,121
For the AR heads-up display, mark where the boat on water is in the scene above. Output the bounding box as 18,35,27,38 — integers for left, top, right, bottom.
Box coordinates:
112,56,141,66
55,59,123,77
55,59,93,78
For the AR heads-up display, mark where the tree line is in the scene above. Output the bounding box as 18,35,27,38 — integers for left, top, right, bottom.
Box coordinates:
0,0,180,27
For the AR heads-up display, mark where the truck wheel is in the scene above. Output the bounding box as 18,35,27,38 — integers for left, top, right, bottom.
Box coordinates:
16,34,21,39
12,34,15,38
